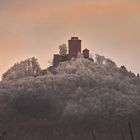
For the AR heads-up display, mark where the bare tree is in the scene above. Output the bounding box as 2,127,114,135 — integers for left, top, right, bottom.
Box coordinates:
89,128,97,140
128,122,135,140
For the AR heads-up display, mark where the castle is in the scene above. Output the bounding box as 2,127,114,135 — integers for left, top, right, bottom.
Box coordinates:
53,37,92,67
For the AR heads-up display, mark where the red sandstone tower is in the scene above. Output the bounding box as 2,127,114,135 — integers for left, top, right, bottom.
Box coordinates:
68,37,81,58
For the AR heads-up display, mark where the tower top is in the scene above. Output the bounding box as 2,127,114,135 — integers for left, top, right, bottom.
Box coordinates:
70,37,80,40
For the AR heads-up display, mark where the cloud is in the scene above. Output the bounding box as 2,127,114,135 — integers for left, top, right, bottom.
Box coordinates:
1,2,140,25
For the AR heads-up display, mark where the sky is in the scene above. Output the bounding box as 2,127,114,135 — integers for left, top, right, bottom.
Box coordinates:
0,0,140,77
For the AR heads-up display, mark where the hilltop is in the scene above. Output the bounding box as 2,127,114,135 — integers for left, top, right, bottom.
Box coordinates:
0,55,140,139
0,54,140,122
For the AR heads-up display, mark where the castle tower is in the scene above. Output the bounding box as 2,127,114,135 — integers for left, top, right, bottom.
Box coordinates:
68,37,81,58
83,48,89,59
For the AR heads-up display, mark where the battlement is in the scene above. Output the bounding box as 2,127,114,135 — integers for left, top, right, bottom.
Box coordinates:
70,37,79,40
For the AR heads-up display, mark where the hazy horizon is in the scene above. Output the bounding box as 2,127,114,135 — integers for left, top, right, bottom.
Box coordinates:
0,0,140,77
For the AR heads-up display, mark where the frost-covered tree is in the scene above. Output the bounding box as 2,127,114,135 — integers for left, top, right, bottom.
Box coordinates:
95,54,105,65
59,44,67,56
0,54,140,124
30,57,41,75
2,57,41,81
105,58,116,68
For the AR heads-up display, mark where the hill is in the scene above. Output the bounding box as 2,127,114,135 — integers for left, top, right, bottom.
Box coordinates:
0,54,140,140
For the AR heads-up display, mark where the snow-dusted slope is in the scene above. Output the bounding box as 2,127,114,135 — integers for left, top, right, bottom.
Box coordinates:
0,55,140,122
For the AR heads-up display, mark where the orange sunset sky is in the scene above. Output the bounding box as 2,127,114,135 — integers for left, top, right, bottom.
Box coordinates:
0,0,140,77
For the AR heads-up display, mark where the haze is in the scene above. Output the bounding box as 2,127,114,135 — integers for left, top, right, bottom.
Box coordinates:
0,0,140,77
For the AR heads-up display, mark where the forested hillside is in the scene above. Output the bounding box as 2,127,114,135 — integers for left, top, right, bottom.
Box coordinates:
0,55,140,140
